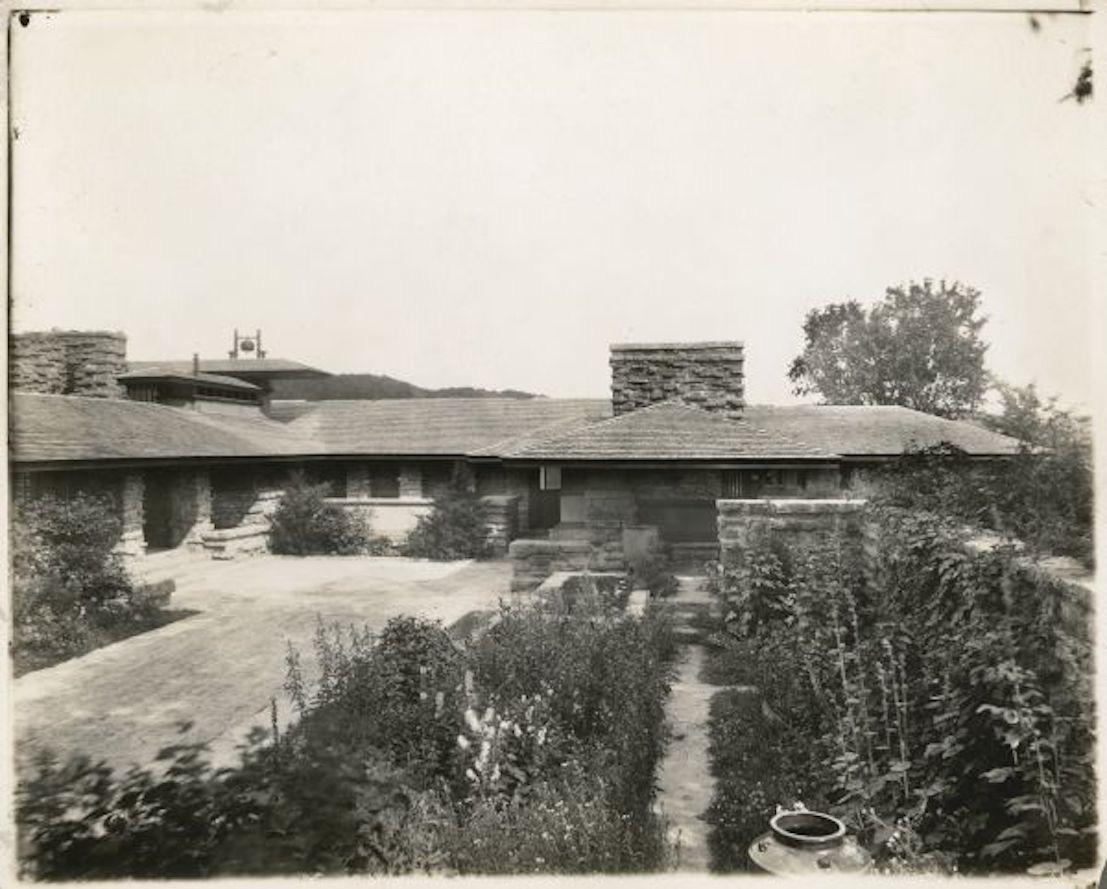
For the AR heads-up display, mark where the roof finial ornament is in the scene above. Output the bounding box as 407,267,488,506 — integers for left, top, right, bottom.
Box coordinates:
229,329,267,360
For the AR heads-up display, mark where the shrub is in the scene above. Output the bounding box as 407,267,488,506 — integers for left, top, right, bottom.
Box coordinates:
627,544,679,599
872,379,1095,568
701,512,1095,875
19,597,677,877
9,492,176,674
402,476,489,561
269,473,371,555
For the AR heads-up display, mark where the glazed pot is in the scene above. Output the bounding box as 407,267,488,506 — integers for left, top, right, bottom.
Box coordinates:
748,809,872,875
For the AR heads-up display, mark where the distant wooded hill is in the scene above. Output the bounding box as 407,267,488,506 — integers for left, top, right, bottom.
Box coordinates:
269,373,537,401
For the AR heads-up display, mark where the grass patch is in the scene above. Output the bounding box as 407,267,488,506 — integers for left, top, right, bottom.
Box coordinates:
14,608,200,678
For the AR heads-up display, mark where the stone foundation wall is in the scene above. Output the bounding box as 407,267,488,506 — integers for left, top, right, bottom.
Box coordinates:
717,498,868,568
610,341,745,418
10,329,127,398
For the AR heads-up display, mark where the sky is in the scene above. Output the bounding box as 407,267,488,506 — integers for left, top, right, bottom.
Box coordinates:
9,9,1097,408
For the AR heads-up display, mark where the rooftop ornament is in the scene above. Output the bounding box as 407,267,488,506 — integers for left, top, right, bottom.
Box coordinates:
748,805,872,875
229,328,267,360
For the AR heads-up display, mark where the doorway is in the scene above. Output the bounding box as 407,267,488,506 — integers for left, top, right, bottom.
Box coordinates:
143,469,177,550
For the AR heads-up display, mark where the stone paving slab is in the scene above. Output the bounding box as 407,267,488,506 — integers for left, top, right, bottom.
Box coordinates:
655,576,718,872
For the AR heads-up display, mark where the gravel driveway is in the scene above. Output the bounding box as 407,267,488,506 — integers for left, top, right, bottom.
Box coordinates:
14,555,511,775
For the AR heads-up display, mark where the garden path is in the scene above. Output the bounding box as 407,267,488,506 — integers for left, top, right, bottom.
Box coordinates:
14,556,511,776
655,576,717,872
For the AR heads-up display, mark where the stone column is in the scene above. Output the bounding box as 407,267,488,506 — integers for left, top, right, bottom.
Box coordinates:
183,469,215,549
115,472,147,560
399,464,423,498
347,464,371,499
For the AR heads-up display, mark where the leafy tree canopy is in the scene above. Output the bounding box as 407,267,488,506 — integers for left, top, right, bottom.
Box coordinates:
788,280,989,418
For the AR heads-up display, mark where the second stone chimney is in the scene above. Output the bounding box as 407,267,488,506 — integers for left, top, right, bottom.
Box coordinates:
610,341,745,419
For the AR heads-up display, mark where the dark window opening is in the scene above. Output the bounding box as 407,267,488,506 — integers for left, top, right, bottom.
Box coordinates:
370,465,400,498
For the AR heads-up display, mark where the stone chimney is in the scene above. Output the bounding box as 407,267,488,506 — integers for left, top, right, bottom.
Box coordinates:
610,341,745,419
9,329,127,398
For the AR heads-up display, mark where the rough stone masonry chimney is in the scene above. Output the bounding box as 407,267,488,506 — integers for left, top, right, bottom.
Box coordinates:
609,341,745,419
9,329,128,398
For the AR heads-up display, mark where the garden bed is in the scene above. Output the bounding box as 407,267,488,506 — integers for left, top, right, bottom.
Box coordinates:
699,506,1096,877
17,591,677,878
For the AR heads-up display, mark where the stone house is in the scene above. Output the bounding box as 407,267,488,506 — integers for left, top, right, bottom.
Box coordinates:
9,331,1021,567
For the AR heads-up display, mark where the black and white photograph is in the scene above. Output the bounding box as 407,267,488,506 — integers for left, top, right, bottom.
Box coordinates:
3,2,1102,883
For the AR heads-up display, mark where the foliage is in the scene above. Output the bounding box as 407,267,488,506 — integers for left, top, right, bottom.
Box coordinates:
628,547,679,599
871,379,1094,566
702,513,1095,875
10,492,176,674
402,474,489,561
18,598,676,878
788,280,989,418
269,472,372,555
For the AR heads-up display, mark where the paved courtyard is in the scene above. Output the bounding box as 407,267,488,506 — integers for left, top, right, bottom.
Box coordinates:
14,555,511,775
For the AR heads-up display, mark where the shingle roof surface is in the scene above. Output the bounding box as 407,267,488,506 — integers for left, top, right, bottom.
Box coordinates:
118,367,261,391
740,404,1021,456
10,393,316,463
129,359,329,378
498,401,834,461
9,393,1021,466
284,398,611,456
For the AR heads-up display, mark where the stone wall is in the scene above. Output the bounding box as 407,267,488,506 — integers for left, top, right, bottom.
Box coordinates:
610,341,745,418
509,539,594,591
165,469,214,550
115,472,147,560
9,332,67,394
716,498,868,568
201,489,283,558
482,494,521,556
10,329,127,398
399,465,423,498
326,497,433,542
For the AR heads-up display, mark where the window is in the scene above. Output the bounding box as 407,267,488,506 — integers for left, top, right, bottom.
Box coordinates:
539,465,562,491
370,465,400,498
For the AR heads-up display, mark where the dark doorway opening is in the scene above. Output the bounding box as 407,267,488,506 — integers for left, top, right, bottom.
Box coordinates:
143,469,176,550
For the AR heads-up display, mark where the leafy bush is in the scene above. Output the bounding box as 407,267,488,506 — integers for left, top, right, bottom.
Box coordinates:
628,549,679,599
10,492,180,675
269,473,371,555
19,599,676,878
402,477,489,561
870,379,1094,568
701,513,1095,875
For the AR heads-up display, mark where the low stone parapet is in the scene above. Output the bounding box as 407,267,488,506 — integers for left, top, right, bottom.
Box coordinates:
716,498,868,568
201,524,270,560
325,496,433,543
509,539,593,591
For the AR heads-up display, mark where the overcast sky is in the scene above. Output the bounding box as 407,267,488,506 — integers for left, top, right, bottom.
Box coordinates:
10,9,1096,408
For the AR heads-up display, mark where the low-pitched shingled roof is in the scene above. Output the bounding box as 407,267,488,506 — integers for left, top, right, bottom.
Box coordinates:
283,398,611,456
740,404,1021,457
128,358,329,379
10,393,316,464
9,393,1021,466
494,401,835,461
118,367,261,391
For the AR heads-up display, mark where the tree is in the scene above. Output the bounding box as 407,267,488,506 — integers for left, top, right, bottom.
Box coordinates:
788,280,989,418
